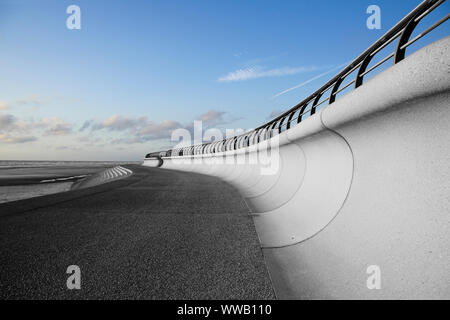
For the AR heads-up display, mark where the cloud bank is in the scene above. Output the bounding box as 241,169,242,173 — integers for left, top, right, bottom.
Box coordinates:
77,109,233,144
0,112,73,144
218,66,319,82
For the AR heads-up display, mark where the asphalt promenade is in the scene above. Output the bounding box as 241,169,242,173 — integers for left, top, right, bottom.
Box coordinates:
0,165,275,299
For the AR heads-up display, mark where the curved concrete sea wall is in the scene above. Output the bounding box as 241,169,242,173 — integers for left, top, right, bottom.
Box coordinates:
143,37,450,299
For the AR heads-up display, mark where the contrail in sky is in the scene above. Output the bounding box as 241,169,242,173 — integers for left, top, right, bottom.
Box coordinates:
272,63,347,99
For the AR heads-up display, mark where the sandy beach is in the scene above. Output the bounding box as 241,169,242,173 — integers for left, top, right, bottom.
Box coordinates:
0,182,74,204
0,161,141,204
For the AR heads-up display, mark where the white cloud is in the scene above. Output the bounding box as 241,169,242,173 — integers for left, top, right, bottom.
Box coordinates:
82,114,182,139
79,115,183,142
0,109,241,148
218,66,318,82
77,109,241,145
0,113,30,132
138,120,182,136
0,114,73,144
92,114,148,132
197,109,226,123
38,117,73,136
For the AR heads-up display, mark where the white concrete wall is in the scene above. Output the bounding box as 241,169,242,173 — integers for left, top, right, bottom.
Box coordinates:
143,157,163,168
151,37,450,299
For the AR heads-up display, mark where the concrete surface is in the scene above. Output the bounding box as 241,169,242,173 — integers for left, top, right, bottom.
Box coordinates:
71,166,132,190
0,165,275,299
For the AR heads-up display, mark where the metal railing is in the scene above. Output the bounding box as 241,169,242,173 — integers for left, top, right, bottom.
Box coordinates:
146,0,449,159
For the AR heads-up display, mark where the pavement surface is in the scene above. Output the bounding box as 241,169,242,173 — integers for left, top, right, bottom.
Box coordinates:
0,165,275,299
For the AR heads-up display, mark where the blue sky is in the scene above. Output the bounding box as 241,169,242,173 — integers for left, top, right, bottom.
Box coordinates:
0,0,448,160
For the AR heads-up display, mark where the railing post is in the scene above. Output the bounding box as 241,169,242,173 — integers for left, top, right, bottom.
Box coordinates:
286,111,295,129
329,77,345,104
310,94,322,116
298,103,308,123
394,12,422,64
355,52,375,88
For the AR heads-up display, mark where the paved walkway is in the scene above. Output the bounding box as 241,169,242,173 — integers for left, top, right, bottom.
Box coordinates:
0,165,275,299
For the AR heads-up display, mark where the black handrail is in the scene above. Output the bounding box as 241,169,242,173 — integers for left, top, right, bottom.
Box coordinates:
146,0,448,159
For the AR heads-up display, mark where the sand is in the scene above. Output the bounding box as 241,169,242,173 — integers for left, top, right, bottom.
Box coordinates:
0,182,74,204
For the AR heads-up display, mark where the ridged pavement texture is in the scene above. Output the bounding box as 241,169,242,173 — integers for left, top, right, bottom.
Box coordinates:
71,166,133,190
